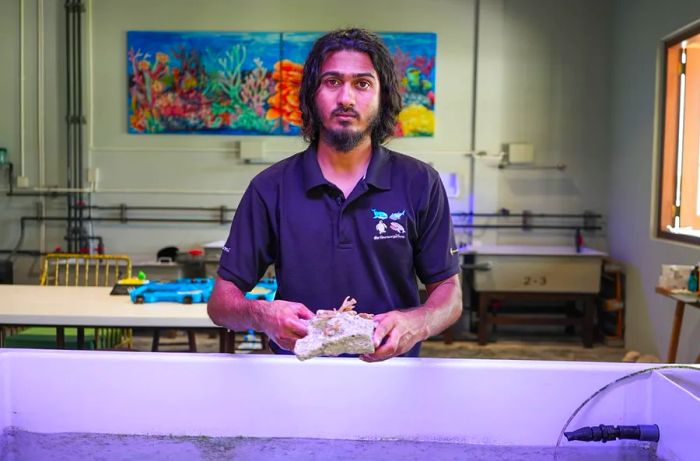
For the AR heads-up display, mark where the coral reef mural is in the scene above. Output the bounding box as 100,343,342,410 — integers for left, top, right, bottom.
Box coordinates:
277,32,322,136
128,31,436,137
383,33,436,137
128,31,280,134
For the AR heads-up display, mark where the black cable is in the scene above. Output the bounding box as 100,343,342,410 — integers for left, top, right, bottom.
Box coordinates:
6,217,27,262
0,250,44,256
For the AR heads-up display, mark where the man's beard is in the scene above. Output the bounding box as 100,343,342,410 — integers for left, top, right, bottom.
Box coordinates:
321,109,380,152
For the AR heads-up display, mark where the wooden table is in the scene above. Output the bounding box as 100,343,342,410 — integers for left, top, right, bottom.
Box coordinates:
655,286,700,363
0,285,236,352
477,291,596,347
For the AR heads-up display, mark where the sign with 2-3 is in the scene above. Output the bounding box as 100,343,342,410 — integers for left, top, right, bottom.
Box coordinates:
523,276,547,286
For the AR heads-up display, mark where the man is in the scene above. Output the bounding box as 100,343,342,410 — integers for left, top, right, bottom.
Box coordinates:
208,28,461,361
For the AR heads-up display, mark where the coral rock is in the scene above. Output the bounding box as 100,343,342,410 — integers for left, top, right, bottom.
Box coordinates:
294,311,375,361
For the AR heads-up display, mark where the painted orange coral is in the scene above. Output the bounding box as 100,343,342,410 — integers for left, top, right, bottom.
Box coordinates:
266,60,304,129
155,52,169,64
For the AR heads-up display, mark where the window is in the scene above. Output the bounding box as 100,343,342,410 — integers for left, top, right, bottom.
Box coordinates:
657,23,700,244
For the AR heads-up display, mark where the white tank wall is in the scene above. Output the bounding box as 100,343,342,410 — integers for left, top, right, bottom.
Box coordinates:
3,350,693,447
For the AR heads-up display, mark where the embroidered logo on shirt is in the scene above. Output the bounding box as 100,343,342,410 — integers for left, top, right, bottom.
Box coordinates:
222,246,231,253
371,209,388,220
372,209,407,240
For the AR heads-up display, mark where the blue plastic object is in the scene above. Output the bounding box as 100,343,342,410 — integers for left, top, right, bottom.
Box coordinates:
688,266,698,292
130,277,214,304
244,277,278,301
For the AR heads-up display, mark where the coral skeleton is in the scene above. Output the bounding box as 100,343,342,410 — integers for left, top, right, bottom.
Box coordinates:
294,297,375,361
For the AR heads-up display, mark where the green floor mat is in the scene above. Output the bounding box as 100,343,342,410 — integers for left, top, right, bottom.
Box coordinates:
4,327,97,350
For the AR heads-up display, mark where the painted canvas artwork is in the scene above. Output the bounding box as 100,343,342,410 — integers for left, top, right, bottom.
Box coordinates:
383,32,436,137
127,31,436,137
278,32,322,136
127,31,282,135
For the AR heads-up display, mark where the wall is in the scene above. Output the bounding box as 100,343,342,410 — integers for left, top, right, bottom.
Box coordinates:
1,0,477,281
87,0,476,258
476,0,612,248
610,0,700,363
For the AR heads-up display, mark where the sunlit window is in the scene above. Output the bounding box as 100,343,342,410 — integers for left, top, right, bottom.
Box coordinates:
657,24,700,244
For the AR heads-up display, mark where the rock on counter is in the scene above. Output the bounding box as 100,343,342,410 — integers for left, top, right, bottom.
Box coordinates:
294,297,375,361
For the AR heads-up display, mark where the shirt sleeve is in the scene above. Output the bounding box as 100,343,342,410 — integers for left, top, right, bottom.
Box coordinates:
217,182,276,292
413,173,460,284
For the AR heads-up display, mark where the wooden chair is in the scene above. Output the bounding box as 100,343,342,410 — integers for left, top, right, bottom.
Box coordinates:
4,253,133,350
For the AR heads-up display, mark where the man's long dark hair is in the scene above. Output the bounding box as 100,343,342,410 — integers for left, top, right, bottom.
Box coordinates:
299,28,402,145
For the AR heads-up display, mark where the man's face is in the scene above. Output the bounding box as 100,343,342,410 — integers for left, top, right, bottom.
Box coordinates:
315,50,381,152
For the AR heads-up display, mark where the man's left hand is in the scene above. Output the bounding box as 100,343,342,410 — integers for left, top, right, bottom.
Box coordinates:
360,310,426,362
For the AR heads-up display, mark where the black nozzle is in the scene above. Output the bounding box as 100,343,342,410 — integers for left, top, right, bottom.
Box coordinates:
564,424,659,443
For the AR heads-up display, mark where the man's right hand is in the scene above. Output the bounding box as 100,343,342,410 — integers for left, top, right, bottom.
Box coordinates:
208,277,315,351
262,300,314,351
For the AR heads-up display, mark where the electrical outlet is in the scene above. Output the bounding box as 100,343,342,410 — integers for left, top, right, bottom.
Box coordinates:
87,167,99,185
239,140,265,160
17,176,30,188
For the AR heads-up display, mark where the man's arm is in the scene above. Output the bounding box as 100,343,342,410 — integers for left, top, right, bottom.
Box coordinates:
360,274,462,362
207,276,314,351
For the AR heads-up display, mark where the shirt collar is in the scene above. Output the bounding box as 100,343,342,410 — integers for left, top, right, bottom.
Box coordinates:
364,144,391,190
302,143,392,192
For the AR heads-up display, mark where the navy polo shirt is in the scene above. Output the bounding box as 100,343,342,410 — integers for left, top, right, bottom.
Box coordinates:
218,144,460,354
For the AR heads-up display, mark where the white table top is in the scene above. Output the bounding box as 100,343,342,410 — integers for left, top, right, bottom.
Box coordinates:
0,285,218,328
459,244,607,257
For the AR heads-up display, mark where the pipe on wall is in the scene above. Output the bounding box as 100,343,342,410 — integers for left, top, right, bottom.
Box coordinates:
467,0,481,246
38,0,47,254
19,0,26,178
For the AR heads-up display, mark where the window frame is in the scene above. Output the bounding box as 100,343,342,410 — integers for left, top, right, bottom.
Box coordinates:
656,19,700,246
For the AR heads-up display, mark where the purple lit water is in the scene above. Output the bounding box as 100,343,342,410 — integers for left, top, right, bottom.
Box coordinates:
0,429,661,461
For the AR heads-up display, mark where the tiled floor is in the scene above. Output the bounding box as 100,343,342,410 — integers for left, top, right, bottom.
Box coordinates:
128,329,628,362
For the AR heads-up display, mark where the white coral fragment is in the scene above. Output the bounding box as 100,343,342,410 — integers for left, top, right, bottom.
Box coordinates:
294,296,375,361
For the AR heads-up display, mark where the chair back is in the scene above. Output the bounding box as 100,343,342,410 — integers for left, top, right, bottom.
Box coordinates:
40,253,132,287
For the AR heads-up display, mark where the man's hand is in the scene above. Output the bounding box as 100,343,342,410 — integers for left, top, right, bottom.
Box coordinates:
358,274,462,362
208,277,316,351
263,300,315,351
360,310,426,362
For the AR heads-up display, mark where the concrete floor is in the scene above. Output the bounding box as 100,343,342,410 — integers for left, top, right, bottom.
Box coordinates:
128,329,629,362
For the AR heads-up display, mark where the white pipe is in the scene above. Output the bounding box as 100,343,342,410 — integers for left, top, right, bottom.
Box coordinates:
0,186,245,195
90,146,242,153
37,0,44,186
38,0,46,252
87,0,94,165
95,188,245,195
19,0,26,177
22,186,94,193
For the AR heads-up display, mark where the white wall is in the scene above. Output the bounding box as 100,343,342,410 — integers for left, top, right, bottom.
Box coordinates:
476,0,612,249
610,0,700,363
86,0,477,258
1,0,477,280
